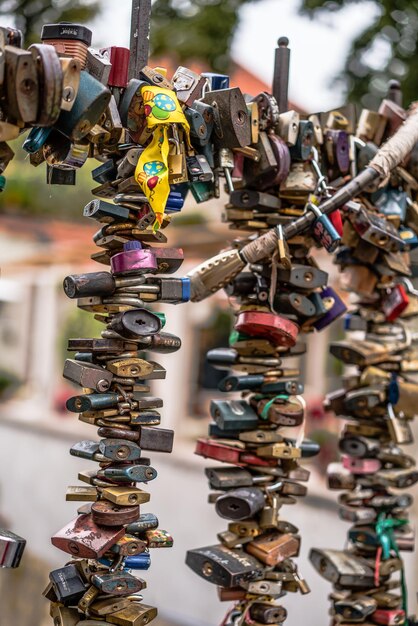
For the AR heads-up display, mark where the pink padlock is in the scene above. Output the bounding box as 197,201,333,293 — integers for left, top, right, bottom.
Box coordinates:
342,455,382,474
111,241,157,275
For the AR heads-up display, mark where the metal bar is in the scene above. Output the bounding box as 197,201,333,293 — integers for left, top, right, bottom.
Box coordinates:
272,36,290,113
128,0,152,80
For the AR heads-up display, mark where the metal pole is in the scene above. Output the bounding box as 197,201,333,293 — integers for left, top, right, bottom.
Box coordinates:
128,0,152,80
272,36,290,113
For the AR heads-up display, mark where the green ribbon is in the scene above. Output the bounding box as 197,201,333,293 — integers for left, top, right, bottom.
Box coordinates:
259,394,289,420
375,513,409,622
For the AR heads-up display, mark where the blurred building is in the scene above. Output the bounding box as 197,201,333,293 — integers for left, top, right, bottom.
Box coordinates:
0,63,417,626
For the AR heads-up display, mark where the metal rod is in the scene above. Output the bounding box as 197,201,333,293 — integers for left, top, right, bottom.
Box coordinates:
128,0,152,80
272,36,290,113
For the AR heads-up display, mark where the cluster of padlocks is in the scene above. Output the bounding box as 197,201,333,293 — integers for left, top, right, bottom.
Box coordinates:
0,4,418,626
310,92,418,625
185,57,418,626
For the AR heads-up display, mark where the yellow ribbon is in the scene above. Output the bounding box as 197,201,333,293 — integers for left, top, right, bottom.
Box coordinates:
134,86,190,230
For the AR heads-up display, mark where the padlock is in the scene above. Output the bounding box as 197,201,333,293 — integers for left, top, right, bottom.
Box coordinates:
173,66,206,105
101,486,151,506
102,465,157,484
215,487,265,520
308,201,342,252
168,127,188,184
309,549,385,588
41,22,92,67
381,285,409,321
279,161,317,204
4,46,39,123
201,87,251,148
110,242,157,275
210,400,260,432
50,605,80,626
249,603,287,624
145,529,173,548
106,603,157,626
186,544,264,587
186,154,213,182
334,596,377,622
312,287,347,330
55,70,111,141
140,65,173,89
91,572,146,596
0,528,26,568
246,533,300,566
289,120,314,161
235,310,299,348
100,46,130,89
324,129,350,175
356,109,387,144
51,514,125,558
277,110,300,146
90,598,132,618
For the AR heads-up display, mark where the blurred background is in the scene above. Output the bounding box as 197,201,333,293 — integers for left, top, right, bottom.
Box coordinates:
0,0,417,625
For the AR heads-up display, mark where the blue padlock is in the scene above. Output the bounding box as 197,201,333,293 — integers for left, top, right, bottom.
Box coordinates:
165,190,185,213
181,277,191,302
99,553,151,570
373,187,408,221
388,373,400,406
308,202,341,253
399,226,418,250
55,70,111,141
22,127,53,154
202,72,230,91
124,553,151,570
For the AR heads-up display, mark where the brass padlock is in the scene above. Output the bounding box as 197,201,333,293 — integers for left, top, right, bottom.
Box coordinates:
168,126,188,184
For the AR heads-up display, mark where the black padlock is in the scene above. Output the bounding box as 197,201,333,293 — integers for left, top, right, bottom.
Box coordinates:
49,564,87,605
210,400,260,432
186,544,264,587
110,309,162,339
201,87,251,148
215,487,265,520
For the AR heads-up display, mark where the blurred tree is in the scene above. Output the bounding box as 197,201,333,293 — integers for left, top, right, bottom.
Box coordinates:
299,0,418,108
151,0,262,72
0,0,100,45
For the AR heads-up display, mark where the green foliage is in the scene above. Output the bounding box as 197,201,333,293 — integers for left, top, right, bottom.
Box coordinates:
151,0,262,72
58,304,102,367
0,138,97,219
299,0,418,108
0,0,101,45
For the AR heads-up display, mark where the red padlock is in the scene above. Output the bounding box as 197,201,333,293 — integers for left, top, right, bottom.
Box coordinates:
100,46,130,88
51,514,125,558
328,209,343,236
372,608,406,626
195,439,243,465
342,455,382,475
235,310,299,348
195,439,276,467
381,284,409,322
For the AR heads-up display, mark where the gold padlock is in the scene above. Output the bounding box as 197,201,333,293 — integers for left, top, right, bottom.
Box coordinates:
168,126,188,184
101,486,150,506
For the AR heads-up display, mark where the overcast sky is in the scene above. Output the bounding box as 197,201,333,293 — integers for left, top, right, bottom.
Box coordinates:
91,0,378,112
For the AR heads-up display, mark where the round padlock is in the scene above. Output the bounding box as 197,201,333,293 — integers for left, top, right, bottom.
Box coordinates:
235,310,299,348
91,501,139,527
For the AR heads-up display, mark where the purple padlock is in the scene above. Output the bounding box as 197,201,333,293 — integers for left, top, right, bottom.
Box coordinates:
111,241,158,276
313,286,347,331
258,134,290,189
326,129,350,174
